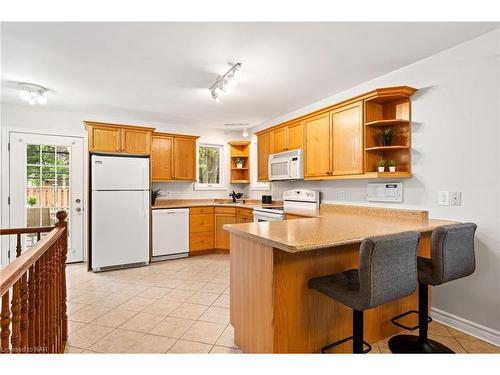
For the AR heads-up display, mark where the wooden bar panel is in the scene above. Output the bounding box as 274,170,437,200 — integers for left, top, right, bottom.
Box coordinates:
1,292,10,353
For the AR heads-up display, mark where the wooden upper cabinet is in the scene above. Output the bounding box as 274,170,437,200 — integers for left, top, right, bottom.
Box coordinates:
122,128,151,155
304,113,331,178
257,132,271,181
271,127,287,153
151,134,173,181
331,101,363,176
87,124,122,153
85,122,154,155
173,137,197,180
287,122,303,151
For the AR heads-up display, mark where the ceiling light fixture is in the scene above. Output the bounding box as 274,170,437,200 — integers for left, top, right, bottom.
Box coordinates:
224,123,250,138
18,82,48,106
209,62,242,102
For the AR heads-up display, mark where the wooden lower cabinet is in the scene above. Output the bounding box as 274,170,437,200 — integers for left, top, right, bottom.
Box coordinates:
215,207,236,250
189,207,214,252
235,207,253,224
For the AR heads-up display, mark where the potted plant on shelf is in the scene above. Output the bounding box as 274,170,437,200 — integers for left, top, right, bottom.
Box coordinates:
389,160,396,173
234,157,245,169
378,159,386,173
152,189,164,205
379,128,392,146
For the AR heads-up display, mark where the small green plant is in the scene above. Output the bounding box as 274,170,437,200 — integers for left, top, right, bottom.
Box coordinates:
234,157,245,167
379,128,392,146
389,160,396,167
151,189,164,205
27,196,37,207
377,159,386,168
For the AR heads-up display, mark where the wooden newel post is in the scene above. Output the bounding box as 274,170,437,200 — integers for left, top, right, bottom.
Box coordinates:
55,211,68,352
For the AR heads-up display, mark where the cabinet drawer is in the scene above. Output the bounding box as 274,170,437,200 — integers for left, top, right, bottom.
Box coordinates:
190,214,214,232
215,207,236,215
190,232,214,251
235,207,253,219
190,206,214,215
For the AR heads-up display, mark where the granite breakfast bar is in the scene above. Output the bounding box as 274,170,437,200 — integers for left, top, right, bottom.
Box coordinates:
224,206,454,353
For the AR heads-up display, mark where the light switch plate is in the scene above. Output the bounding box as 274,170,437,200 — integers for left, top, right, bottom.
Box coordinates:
439,191,450,206
450,191,462,206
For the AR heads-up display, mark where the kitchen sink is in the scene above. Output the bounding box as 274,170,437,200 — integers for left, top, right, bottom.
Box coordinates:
217,201,244,205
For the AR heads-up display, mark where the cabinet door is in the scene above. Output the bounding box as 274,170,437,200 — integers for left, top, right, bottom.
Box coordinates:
331,101,363,176
151,136,173,181
271,127,287,153
122,129,151,155
89,125,121,153
215,214,235,249
304,113,331,178
287,122,303,151
257,132,271,181
173,137,196,180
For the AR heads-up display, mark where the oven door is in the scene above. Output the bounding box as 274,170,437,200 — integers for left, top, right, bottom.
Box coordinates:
253,211,284,222
269,158,290,181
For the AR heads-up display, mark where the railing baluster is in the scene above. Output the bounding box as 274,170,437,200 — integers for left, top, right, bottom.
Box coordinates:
28,265,35,351
34,258,41,351
59,213,68,348
11,280,21,353
1,292,11,353
42,252,48,353
20,271,29,352
16,233,22,258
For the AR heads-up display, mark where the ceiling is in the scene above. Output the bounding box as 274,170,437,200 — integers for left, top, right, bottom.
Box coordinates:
1,22,498,129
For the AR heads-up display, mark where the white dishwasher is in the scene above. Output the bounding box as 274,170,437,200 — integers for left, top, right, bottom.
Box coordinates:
152,208,189,259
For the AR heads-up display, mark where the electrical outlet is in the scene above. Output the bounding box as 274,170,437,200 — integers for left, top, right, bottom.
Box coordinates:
438,191,450,206
339,190,345,201
450,192,462,206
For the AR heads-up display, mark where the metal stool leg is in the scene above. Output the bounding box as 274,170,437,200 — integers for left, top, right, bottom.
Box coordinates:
389,283,454,353
321,309,372,354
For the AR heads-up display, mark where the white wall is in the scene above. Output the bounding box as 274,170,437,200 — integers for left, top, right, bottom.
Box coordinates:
250,29,500,333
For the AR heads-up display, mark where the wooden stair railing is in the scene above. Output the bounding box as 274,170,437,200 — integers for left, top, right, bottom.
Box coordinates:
0,211,68,354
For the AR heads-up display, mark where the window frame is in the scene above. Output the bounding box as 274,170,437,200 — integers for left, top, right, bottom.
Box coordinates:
194,143,226,190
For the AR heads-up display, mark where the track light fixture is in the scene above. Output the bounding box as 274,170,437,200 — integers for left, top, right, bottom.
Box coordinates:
209,62,242,102
224,123,249,138
18,82,48,106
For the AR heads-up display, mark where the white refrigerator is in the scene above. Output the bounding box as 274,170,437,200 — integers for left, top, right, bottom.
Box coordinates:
91,155,150,271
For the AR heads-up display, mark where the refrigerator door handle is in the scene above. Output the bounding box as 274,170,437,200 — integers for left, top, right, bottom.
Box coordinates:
142,194,146,218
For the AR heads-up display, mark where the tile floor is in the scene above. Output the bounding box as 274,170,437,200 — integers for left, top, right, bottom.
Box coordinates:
64,254,499,354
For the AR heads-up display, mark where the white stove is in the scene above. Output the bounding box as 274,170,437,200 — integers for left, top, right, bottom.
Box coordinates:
253,189,320,222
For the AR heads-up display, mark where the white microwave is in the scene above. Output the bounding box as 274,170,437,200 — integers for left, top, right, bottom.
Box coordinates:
268,149,304,181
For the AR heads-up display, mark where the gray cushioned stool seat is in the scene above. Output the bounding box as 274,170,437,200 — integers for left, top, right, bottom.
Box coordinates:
309,231,421,312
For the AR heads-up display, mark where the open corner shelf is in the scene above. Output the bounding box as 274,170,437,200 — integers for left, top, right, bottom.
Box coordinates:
365,119,410,127
228,140,251,184
365,145,409,151
363,171,412,179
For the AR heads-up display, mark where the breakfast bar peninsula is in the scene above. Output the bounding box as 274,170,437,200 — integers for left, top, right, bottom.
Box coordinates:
224,205,453,353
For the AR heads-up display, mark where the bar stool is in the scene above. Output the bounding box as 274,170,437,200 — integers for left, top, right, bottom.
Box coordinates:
308,231,421,354
389,223,477,354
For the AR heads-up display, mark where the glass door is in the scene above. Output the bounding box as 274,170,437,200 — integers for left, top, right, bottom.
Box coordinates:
8,132,84,264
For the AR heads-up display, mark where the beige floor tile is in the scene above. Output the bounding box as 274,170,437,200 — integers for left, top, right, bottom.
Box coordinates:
187,291,220,306
144,300,181,316
367,343,380,354
169,303,208,320
120,312,164,333
182,321,226,344
153,316,195,338
67,302,89,315
67,324,114,349
71,291,112,305
68,305,112,323
67,288,89,300
212,294,229,308
90,329,144,353
199,306,229,325
455,336,500,353
126,335,177,353
428,321,454,337
177,280,207,291
156,278,184,289
215,325,238,348
68,320,86,334
64,345,84,353
200,282,227,294
138,286,172,299
92,308,137,328
209,346,242,354
428,334,467,353
119,284,149,296
162,289,195,302
171,270,198,281
168,340,212,354
119,296,155,312
222,287,230,296
93,293,132,308
137,274,169,286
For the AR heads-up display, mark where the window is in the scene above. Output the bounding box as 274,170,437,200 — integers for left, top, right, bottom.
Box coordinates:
195,144,225,190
